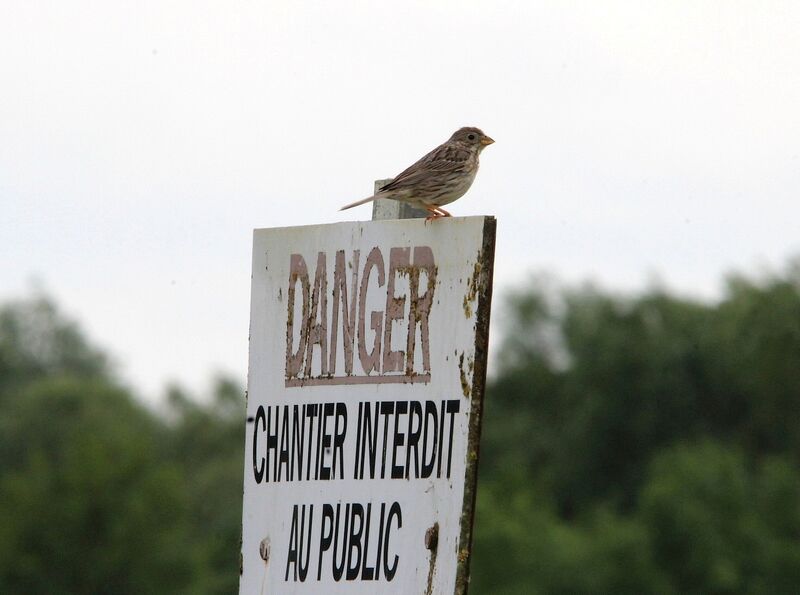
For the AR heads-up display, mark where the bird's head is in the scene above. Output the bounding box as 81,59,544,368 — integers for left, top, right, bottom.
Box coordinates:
449,127,495,151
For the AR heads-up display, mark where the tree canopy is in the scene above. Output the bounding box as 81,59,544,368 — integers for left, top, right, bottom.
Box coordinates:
472,262,800,594
1,262,799,593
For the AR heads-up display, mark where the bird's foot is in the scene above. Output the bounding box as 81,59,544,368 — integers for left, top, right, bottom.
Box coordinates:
424,207,450,223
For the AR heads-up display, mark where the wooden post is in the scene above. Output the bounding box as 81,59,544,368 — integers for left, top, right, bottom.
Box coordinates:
371,178,428,220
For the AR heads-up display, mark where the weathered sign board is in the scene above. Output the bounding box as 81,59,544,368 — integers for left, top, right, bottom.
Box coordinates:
240,216,496,594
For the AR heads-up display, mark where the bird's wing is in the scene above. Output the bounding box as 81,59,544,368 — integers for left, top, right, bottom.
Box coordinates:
379,143,471,192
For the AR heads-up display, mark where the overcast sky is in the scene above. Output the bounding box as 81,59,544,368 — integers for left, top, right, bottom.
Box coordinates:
2,1,798,403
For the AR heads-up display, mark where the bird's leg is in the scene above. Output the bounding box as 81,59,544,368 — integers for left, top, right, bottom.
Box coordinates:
436,207,452,217
425,206,443,222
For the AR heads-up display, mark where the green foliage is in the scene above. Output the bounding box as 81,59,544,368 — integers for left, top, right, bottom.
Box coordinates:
2,261,800,593
0,294,108,397
164,379,244,594
0,298,243,594
473,263,800,594
639,441,800,595
472,485,671,595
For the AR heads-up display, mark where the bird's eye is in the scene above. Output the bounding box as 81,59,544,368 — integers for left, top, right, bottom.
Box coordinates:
468,134,476,140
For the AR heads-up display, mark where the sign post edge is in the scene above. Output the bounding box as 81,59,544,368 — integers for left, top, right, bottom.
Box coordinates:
454,215,497,595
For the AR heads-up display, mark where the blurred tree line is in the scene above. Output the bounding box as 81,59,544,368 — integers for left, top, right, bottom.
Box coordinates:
1,261,799,594
0,296,243,594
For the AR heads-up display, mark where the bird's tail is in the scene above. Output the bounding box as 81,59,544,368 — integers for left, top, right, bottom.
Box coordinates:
340,195,378,211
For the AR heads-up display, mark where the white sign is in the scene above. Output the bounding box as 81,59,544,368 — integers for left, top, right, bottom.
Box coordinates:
240,217,495,594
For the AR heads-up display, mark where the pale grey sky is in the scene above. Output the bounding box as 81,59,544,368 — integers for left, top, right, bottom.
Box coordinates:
2,1,799,402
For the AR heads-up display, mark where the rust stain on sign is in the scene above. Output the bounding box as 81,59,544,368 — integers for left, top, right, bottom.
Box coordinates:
424,522,439,595
457,352,475,398
462,255,483,319
458,352,469,397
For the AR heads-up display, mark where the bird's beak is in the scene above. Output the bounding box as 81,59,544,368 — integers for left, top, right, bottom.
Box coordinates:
480,136,495,146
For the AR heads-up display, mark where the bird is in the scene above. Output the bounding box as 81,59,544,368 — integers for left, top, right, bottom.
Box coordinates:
340,127,494,220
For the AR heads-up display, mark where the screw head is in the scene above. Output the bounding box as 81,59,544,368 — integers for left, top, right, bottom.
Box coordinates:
259,537,270,562
425,523,439,551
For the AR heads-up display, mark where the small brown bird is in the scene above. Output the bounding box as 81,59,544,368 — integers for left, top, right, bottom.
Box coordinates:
340,127,494,220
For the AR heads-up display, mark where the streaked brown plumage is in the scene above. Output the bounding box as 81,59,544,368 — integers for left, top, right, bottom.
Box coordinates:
340,127,494,220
